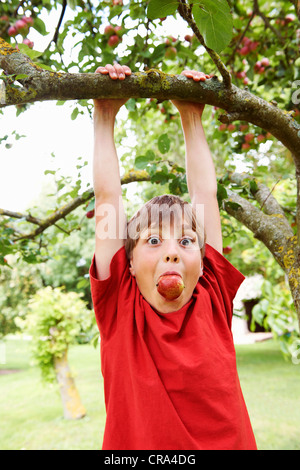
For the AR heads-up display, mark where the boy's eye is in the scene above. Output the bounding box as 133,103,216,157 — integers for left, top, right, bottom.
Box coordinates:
147,236,161,245
180,237,195,247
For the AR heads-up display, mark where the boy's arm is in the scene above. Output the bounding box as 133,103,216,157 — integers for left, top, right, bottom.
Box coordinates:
93,64,131,280
172,71,222,254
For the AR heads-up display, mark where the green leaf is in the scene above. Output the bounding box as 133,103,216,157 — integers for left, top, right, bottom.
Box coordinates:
15,74,28,80
86,198,95,212
125,98,137,112
217,182,228,207
67,0,77,10
71,107,79,120
158,134,171,154
32,17,48,36
17,44,43,60
147,0,179,20
135,151,156,169
192,0,233,53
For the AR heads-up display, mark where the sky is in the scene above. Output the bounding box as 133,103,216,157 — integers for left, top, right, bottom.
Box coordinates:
0,101,94,212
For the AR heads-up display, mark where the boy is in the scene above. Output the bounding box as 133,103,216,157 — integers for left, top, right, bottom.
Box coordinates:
89,63,257,450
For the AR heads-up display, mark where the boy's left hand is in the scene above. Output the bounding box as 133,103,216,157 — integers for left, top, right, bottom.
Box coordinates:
171,70,211,117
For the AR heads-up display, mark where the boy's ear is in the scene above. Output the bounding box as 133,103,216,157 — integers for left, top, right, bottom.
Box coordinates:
199,257,203,277
129,259,135,277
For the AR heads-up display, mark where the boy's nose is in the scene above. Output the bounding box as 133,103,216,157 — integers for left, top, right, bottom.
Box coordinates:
163,253,180,263
163,246,180,263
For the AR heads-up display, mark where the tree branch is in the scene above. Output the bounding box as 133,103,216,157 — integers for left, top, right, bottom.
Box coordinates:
0,169,151,241
1,38,300,165
50,0,68,46
224,189,294,270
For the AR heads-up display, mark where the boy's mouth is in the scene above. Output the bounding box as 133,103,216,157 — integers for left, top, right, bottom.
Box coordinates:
156,273,185,301
157,271,182,282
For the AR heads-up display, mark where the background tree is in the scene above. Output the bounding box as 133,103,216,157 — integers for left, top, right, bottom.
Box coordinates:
20,286,94,420
1,0,300,357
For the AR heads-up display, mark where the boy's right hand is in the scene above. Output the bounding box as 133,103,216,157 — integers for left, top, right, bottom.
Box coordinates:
94,63,132,117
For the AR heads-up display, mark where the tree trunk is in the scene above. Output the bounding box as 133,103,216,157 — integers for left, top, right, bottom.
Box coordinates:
53,349,86,420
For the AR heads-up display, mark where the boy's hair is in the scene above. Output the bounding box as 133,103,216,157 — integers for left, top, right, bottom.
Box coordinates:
125,194,206,260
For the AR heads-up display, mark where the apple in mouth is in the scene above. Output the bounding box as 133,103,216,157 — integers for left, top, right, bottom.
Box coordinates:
156,274,185,301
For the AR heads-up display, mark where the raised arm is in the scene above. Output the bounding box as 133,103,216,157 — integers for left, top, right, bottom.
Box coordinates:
93,63,131,280
171,70,222,254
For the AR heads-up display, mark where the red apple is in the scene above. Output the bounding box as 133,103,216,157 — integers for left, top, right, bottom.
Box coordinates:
156,275,185,301
245,133,255,143
285,14,296,23
108,34,121,47
15,19,28,32
261,57,270,67
242,142,250,150
165,46,177,59
22,38,34,48
8,25,17,36
22,15,34,26
104,24,115,36
86,209,95,219
236,71,246,79
257,134,266,142
239,46,250,56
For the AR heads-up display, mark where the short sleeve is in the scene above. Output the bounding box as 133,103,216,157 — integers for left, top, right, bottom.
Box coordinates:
89,246,129,337
201,244,245,328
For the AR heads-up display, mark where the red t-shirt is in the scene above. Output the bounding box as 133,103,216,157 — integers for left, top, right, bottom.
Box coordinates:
89,244,257,450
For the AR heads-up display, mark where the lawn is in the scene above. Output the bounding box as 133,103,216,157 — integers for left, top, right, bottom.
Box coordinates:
1,337,300,450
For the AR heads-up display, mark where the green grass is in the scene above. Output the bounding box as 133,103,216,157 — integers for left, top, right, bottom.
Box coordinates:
1,337,300,450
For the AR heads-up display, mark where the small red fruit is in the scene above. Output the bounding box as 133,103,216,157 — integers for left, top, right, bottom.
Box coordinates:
285,14,296,23
8,25,17,36
23,38,34,48
257,134,266,142
15,19,27,32
104,24,115,36
223,246,232,254
86,209,95,219
108,34,121,47
156,275,185,301
245,133,255,143
261,57,270,67
165,46,177,60
236,71,246,79
239,46,250,56
22,16,34,26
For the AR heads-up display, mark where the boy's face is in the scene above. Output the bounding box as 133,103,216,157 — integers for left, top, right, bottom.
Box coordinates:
129,220,203,314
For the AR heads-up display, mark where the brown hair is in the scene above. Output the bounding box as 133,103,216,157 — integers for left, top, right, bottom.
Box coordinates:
125,194,206,260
